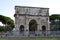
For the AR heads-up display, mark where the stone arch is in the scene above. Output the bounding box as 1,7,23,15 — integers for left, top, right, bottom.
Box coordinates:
29,19,37,31
42,25,46,36
19,25,24,32
42,25,46,31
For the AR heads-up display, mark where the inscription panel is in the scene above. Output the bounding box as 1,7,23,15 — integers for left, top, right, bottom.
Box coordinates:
15,7,49,16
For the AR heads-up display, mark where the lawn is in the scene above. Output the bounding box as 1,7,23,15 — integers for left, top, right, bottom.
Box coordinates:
0,37,60,40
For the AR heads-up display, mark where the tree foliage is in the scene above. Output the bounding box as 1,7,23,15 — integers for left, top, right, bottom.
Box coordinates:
50,14,60,21
50,14,60,31
0,26,12,32
0,15,14,31
0,15,14,26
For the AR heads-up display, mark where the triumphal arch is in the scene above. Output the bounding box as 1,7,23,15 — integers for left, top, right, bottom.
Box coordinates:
14,6,50,36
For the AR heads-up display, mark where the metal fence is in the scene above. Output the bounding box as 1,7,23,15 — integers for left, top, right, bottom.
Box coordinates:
0,31,60,37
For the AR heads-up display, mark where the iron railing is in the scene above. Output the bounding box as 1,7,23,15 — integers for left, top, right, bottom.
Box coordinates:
0,31,60,37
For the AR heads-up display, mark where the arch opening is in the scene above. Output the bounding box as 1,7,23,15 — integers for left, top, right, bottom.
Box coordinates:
29,19,37,31
42,25,46,31
19,25,24,32
42,25,46,36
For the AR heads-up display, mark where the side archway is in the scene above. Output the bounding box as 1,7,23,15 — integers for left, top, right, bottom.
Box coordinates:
42,25,46,36
19,25,24,32
29,19,37,31
42,25,46,31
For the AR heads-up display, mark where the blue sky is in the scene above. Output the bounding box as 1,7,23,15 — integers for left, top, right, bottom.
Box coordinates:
0,0,60,20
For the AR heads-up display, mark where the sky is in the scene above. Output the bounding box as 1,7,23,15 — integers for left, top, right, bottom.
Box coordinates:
0,0,60,21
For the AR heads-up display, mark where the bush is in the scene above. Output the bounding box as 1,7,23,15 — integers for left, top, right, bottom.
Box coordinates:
0,26,12,32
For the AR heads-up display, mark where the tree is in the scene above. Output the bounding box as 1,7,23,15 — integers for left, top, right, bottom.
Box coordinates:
50,14,60,31
0,26,12,32
50,14,60,21
0,15,14,31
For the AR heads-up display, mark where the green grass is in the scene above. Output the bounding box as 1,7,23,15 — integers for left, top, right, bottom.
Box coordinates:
0,37,60,40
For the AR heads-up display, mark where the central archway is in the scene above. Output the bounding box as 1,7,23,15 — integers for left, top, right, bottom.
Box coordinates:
29,20,37,31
